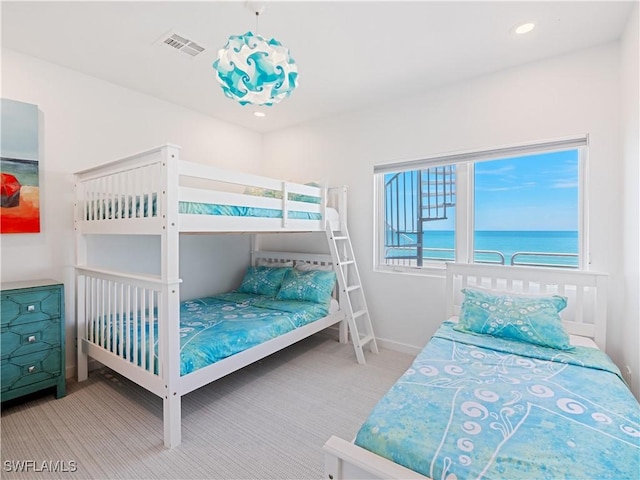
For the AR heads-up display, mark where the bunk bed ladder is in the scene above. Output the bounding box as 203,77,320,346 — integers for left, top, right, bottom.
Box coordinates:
327,222,378,364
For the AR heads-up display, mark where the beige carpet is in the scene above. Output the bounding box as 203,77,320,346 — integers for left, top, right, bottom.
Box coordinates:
1,333,413,480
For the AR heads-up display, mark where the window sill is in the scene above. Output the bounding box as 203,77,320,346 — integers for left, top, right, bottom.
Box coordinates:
374,264,447,279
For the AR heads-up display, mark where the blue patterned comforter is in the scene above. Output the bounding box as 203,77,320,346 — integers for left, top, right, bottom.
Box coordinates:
178,292,328,375
86,198,321,220
178,202,321,220
354,321,640,480
112,292,329,376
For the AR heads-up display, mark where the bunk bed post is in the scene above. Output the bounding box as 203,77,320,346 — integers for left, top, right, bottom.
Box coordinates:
74,179,89,382
594,273,608,350
251,234,261,266
444,262,455,319
282,181,289,228
339,186,348,224
159,144,182,448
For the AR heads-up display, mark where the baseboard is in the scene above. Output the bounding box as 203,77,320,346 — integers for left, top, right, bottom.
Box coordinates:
374,337,421,356
65,359,103,379
324,325,421,356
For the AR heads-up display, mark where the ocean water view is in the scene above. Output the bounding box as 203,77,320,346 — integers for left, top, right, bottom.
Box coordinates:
386,230,579,267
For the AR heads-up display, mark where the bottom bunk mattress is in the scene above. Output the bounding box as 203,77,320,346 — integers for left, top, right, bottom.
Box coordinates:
103,292,331,376
178,292,330,375
354,321,640,480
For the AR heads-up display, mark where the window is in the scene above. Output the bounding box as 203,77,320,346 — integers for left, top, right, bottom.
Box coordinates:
374,137,588,272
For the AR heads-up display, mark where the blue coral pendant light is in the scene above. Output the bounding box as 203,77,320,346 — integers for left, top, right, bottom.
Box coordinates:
213,2,298,107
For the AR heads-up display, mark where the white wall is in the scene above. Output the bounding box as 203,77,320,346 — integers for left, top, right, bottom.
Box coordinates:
263,43,629,366
620,6,640,398
85,234,251,300
0,49,262,376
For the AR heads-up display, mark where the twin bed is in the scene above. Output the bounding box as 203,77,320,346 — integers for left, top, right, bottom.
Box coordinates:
74,144,350,448
324,263,640,479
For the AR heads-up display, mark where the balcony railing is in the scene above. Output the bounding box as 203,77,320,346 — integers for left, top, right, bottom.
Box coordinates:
384,247,578,268
510,251,579,268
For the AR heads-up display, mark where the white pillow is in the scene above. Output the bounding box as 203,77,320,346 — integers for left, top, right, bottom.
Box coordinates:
569,335,599,349
256,258,293,267
294,260,334,272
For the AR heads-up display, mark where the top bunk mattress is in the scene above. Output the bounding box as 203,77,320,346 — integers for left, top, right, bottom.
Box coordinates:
178,292,330,375
179,201,338,222
353,321,640,480
83,196,338,223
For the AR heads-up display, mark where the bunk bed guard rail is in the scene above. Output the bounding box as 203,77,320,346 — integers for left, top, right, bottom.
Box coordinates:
74,144,346,234
75,267,181,397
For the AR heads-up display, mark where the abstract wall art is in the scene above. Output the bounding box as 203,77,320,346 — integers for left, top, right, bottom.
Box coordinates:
1,98,40,233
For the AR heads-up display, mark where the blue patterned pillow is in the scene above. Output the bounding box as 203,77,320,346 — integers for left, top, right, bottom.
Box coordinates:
276,269,336,305
454,288,573,350
237,266,290,297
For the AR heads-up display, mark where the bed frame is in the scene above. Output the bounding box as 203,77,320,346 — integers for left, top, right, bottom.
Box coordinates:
74,144,345,234
323,262,609,480
74,145,350,448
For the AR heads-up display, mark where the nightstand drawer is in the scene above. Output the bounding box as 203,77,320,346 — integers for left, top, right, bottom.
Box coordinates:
1,318,62,361
1,348,62,393
1,289,62,327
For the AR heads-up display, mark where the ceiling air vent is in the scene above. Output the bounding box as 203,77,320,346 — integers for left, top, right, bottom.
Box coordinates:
159,31,205,57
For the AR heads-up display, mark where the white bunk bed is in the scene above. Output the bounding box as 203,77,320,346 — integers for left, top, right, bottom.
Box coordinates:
323,263,640,480
74,144,350,448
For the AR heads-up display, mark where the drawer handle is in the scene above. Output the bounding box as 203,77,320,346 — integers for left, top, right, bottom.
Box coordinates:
27,335,37,343
27,304,36,312
28,366,36,373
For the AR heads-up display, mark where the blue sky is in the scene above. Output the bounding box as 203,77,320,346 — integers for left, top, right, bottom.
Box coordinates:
473,150,579,231
389,149,579,232
1,99,39,161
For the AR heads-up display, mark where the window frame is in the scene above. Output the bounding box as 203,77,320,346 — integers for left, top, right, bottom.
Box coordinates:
373,136,590,275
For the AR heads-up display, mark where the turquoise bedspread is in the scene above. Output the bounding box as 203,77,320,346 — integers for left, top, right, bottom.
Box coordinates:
354,321,640,480
110,292,329,376
86,198,321,220
178,292,328,375
179,202,321,220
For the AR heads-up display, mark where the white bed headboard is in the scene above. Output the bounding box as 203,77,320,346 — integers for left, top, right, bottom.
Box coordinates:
251,250,334,269
445,263,608,349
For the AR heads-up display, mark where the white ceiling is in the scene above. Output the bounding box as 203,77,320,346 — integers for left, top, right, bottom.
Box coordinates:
1,1,635,133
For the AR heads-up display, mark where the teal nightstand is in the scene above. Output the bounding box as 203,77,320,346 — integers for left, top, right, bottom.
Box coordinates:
1,279,66,402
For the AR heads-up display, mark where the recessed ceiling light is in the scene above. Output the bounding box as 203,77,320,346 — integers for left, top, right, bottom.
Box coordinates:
254,111,266,118
514,22,535,35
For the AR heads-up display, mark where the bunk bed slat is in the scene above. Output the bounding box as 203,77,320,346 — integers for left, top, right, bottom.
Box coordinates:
108,280,113,353
141,288,147,371
133,287,139,370
575,285,585,324
149,291,154,369
125,285,131,362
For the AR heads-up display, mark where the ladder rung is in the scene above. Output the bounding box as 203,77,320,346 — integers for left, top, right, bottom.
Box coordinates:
339,260,354,266
333,236,348,241
352,309,367,319
345,285,361,293
359,335,374,345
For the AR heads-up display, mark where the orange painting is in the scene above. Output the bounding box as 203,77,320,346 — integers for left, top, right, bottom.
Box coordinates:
1,181,40,233
1,99,40,234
